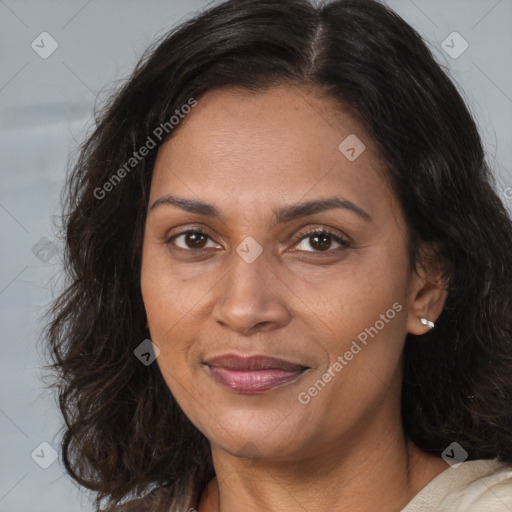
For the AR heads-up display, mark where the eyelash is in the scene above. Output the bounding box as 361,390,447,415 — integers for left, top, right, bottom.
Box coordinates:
165,227,351,256
294,228,351,254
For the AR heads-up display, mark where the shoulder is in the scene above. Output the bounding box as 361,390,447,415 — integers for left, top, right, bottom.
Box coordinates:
108,486,173,512
458,459,512,511
403,458,512,512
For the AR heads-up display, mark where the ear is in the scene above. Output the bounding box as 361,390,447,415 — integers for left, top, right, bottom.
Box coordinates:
406,246,449,335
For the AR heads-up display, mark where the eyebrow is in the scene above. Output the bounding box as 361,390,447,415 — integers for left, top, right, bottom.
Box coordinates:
149,194,372,223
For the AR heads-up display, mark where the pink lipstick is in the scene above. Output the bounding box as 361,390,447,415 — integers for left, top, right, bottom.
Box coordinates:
204,354,308,394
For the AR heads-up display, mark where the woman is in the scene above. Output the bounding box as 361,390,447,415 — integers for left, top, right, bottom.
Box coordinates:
46,0,512,510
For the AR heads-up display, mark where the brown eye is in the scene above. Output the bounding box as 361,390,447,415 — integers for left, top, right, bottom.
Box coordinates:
294,229,350,253
183,231,208,248
167,230,218,250
309,233,332,251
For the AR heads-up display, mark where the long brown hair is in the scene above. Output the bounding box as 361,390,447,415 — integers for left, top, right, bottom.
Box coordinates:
45,0,512,510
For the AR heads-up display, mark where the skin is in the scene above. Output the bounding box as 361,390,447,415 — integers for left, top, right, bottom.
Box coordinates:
140,85,449,512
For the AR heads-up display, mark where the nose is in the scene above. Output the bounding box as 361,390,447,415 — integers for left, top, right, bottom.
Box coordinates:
212,249,292,336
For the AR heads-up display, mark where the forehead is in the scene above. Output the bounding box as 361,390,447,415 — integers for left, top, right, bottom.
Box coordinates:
150,85,394,219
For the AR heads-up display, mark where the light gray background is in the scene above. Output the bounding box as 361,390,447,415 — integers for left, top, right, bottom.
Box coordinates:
1,1,511,510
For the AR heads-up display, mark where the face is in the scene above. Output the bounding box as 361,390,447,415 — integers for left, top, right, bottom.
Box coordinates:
140,85,438,462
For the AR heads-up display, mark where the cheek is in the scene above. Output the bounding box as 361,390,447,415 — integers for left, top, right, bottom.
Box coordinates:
297,242,409,388
140,246,192,375
304,246,409,410
141,241,211,335
140,242,223,403
307,242,409,346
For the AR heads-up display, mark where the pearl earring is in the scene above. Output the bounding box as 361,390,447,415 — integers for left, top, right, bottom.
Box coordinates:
420,317,435,329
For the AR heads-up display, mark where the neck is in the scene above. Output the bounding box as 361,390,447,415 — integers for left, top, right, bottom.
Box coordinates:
198,407,447,512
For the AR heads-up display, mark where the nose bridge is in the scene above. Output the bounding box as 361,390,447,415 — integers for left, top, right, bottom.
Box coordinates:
224,245,273,306
212,244,290,334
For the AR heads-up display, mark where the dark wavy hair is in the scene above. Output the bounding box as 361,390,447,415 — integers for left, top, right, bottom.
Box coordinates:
45,0,512,510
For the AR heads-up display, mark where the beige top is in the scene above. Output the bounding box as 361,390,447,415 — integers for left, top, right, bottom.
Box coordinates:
401,459,512,511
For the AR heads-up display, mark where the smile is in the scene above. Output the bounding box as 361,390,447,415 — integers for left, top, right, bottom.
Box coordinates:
204,354,309,394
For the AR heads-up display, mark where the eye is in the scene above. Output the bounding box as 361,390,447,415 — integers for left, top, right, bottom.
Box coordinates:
293,228,350,254
165,227,351,255
166,229,220,251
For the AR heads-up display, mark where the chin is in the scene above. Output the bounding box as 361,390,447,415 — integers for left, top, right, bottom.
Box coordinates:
191,402,313,460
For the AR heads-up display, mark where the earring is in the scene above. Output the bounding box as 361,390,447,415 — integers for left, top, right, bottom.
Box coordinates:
420,317,435,329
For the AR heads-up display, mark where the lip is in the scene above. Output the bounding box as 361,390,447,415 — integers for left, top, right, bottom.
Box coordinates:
204,354,309,394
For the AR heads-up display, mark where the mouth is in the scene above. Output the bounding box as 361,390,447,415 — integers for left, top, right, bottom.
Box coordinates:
204,354,309,394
